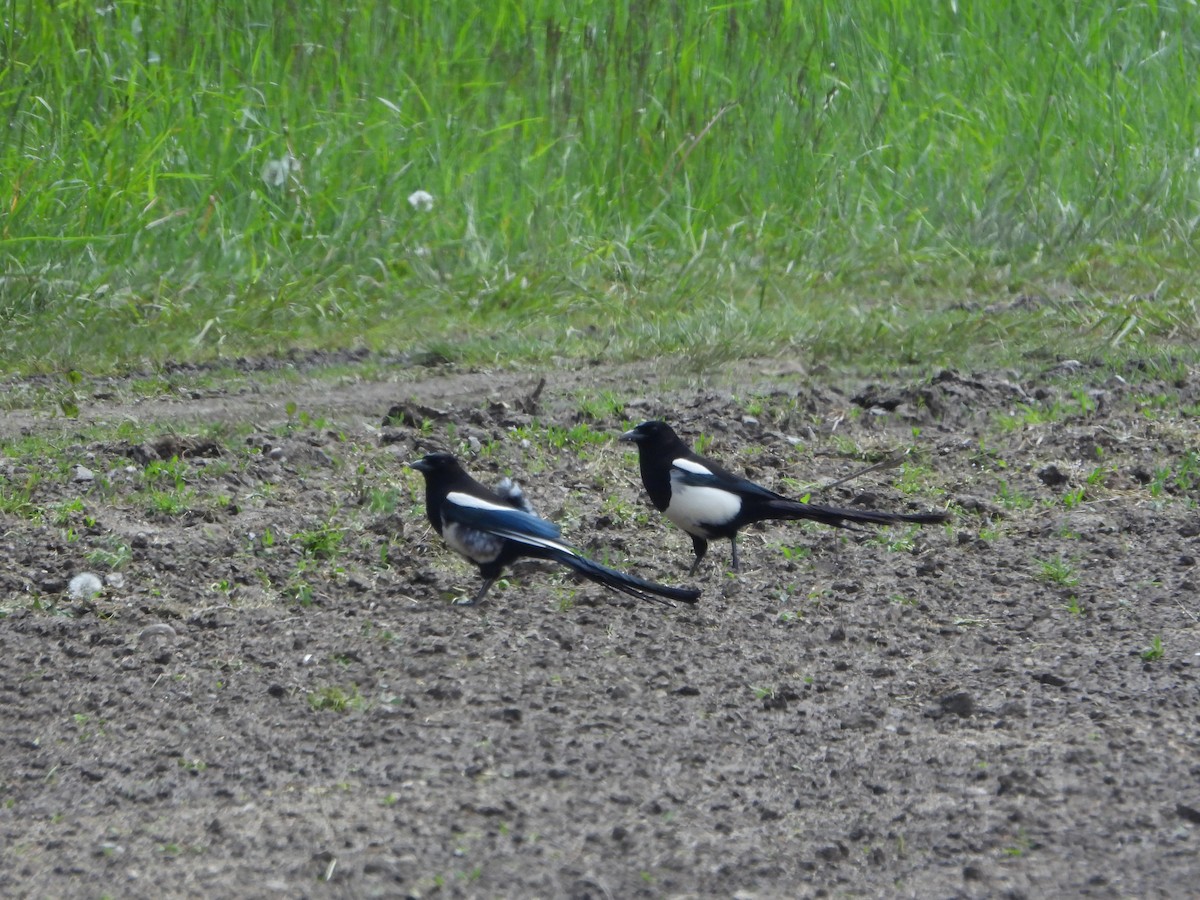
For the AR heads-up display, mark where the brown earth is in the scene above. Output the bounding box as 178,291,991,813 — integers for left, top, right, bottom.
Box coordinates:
1,356,1198,899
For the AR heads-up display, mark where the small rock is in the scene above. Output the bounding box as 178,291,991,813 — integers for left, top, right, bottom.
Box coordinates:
1048,359,1083,374
956,495,1003,517
72,464,95,483
816,842,848,862
1176,803,1200,824
138,623,177,645
996,700,1027,718
1037,464,1069,487
1035,672,1068,688
939,691,975,718
915,559,943,577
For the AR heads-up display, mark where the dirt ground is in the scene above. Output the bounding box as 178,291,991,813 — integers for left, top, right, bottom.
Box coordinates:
1,355,1197,899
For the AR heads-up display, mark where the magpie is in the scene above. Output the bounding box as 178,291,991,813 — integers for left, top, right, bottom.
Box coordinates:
620,420,950,574
408,452,701,606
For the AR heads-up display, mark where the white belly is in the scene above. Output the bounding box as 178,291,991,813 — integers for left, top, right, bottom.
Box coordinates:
444,521,503,564
665,483,741,536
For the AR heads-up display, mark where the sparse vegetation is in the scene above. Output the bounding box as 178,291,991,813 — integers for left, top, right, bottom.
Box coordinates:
293,522,346,560
995,482,1034,511
1140,636,1165,663
1036,556,1080,588
307,685,368,713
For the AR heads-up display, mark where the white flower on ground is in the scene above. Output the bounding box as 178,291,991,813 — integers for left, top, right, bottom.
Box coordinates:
68,573,103,600
261,154,298,189
408,189,434,211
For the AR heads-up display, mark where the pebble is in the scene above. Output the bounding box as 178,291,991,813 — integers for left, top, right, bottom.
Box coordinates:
939,690,975,718
139,623,177,645
72,464,95,483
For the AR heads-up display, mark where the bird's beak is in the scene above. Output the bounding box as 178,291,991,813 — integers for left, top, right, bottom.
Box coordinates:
618,428,640,443
407,459,429,472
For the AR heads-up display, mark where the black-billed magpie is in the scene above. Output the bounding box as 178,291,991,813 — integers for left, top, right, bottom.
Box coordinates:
620,420,950,574
409,452,701,606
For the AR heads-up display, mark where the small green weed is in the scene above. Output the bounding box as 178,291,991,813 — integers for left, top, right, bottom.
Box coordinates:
995,481,1033,510
87,540,132,570
0,474,40,519
1036,556,1079,587
307,685,368,713
575,390,624,421
145,488,195,517
896,463,937,496
1061,487,1086,509
778,544,811,562
1140,636,1164,662
294,522,345,559
366,487,402,515
873,526,917,553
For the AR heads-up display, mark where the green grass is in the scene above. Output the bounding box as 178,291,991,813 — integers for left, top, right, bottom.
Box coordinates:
1140,635,1165,662
3,1,1200,374
1036,555,1080,587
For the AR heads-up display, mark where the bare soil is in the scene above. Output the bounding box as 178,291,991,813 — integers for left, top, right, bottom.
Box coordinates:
1,356,1198,899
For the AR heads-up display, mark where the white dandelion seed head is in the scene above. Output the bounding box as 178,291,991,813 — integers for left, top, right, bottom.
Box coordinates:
408,189,434,212
261,154,298,189
68,572,104,601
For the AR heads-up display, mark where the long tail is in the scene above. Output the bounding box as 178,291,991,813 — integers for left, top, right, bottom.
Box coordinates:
766,499,950,530
546,548,701,607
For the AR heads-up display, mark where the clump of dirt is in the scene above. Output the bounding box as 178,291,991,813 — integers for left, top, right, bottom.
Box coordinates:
1,358,1197,897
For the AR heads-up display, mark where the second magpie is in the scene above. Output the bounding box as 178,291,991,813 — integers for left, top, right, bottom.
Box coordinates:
409,452,701,606
620,420,950,574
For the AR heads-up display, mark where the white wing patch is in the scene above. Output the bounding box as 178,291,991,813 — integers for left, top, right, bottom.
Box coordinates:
447,491,513,512
672,457,713,476
666,472,741,535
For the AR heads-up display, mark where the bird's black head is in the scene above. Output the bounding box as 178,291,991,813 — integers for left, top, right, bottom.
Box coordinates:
408,452,462,478
619,420,679,447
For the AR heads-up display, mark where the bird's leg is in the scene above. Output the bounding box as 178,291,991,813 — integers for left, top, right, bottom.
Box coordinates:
456,576,496,606
688,536,709,576
730,536,740,573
